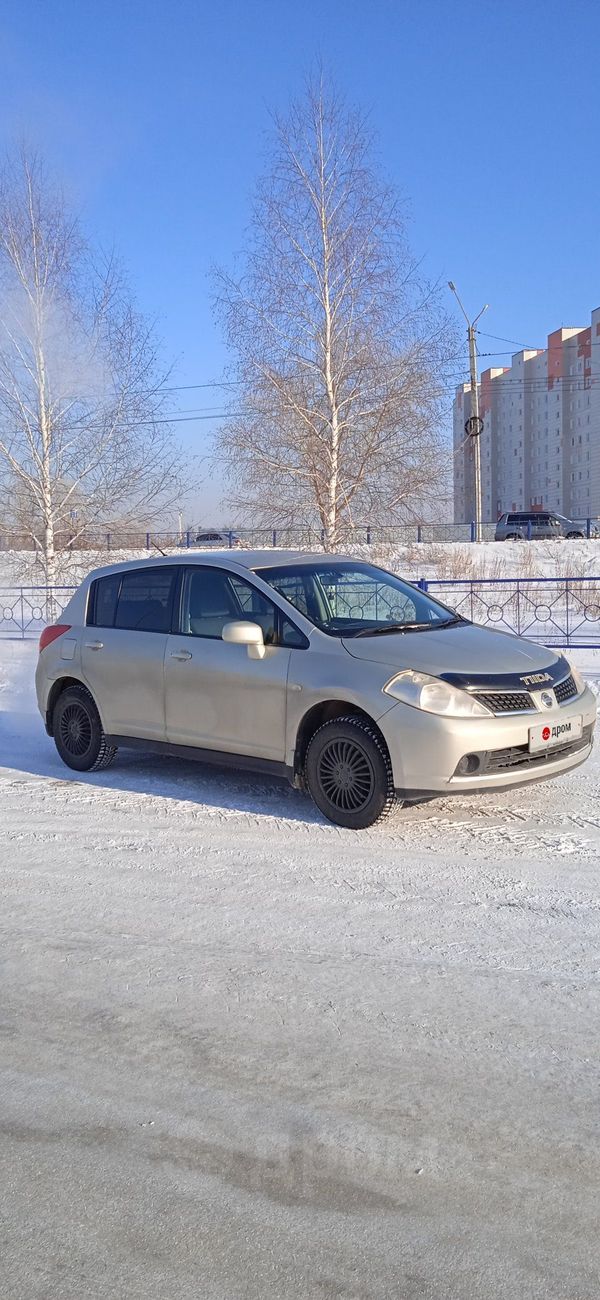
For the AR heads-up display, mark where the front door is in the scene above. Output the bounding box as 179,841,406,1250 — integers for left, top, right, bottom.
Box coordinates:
164,566,291,760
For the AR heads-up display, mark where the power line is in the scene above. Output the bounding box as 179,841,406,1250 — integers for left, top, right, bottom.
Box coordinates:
448,373,599,389
476,330,543,350
159,378,245,393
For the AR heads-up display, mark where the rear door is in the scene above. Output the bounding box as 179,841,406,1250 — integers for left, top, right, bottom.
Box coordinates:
531,513,551,538
164,566,300,760
82,566,177,739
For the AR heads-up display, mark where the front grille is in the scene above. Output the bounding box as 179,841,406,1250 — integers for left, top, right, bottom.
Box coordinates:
554,674,578,704
484,724,593,774
473,690,534,713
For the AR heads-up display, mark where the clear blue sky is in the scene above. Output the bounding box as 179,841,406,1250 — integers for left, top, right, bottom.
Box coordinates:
1,0,599,520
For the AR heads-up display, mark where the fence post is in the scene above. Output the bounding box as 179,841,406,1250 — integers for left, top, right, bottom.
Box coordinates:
186,530,191,548
228,531,233,549
527,518,532,541
272,529,277,548
470,521,476,543
106,533,111,551
417,524,423,543
417,578,429,592
587,517,592,539
366,525,371,545
145,532,150,550
321,528,326,546
20,587,25,640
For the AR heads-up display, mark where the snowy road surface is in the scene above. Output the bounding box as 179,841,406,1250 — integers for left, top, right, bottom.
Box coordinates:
1,641,599,1299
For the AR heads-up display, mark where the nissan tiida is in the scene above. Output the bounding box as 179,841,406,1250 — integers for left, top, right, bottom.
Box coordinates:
36,553,596,828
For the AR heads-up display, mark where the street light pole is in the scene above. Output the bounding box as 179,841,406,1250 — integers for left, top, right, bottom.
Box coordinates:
448,283,488,543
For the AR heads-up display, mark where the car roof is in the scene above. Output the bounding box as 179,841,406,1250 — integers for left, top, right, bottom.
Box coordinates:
81,549,345,583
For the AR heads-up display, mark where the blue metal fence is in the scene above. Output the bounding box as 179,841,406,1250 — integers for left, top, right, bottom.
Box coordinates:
2,577,600,647
421,577,600,649
1,518,599,551
0,588,76,640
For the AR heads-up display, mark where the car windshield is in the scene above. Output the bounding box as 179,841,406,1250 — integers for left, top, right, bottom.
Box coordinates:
257,561,464,637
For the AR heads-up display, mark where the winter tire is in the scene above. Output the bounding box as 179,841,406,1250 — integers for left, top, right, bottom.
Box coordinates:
53,684,117,773
305,714,396,829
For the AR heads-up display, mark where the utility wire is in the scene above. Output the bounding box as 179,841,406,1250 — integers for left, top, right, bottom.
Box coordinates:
158,378,245,393
476,330,543,350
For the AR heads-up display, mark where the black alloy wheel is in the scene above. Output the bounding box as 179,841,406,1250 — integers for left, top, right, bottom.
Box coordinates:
59,700,93,757
53,684,117,772
318,737,373,812
305,715,396,829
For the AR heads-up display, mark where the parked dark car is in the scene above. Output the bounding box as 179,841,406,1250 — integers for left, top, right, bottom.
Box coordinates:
195,530,243,548
495,511,598,541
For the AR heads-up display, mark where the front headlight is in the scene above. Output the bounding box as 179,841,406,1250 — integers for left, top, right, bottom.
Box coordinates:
567,661,586,696
383,669,493,717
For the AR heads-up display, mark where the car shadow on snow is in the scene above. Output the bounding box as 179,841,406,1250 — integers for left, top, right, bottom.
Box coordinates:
0,706,329,825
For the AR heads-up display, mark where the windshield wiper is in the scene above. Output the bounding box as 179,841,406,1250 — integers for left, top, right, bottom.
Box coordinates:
352,622,434,637
352,615,467,638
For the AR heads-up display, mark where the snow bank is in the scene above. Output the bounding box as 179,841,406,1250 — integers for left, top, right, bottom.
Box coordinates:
2,538,600,589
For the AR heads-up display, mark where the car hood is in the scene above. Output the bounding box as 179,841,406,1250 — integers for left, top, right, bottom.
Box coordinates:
342,623,561,678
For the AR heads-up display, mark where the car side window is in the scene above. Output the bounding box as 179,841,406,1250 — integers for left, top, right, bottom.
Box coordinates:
181,568,240,638
114,567,176,632
180,568,308,646
88,574,120,627
262,571,310,617
229,574,308,648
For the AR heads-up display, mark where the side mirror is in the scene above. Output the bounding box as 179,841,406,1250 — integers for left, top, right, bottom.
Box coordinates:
222,620,266,660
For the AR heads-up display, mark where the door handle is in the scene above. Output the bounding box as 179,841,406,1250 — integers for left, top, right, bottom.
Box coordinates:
170,650,192,661
85,640,103,651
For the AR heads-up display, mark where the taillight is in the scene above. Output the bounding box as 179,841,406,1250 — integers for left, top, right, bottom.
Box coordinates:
39,624,72,653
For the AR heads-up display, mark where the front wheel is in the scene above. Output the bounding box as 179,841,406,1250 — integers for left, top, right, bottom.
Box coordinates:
53,685,117,772
305,715,397,829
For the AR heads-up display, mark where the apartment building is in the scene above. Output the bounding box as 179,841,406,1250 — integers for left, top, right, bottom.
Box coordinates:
453,305,600,522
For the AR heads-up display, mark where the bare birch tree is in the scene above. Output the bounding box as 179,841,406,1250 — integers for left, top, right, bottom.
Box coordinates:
214,77,456,547
0,149,188,584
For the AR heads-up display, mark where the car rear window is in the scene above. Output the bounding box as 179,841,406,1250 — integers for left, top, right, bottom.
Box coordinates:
88,567,177,632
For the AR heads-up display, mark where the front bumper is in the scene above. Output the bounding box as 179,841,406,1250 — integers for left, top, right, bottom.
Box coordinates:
380,684,597,796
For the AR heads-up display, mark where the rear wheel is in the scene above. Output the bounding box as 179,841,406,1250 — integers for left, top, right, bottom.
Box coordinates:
505,533,521,541
53,685,117,772
566,531,584,539
305,715,397,829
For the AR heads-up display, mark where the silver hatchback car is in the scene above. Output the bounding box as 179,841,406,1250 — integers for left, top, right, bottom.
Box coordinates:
36,552,596,828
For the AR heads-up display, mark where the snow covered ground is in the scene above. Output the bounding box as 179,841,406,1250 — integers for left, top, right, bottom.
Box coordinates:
2,536,600,588
1,641,600,1298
